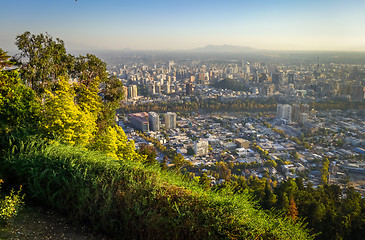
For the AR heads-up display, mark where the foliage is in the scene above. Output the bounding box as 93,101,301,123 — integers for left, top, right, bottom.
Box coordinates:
138,143,158,165
210,78,249,91
320,158,330,185
119,98,277,114
97,75,125,131
0,138,313,240
0,179,24,226
0,49,13,69
15,31,74,95
42,77,96,146
224,176,365,240
0,69,41,134
91,125,143,162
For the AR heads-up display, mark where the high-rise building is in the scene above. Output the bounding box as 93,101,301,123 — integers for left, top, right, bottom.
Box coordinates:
186,83,193,95
288,73,294,84
194,140,209,156
165,82,171,94
168,61,174,72
147,82,155,95
130,112,149,132
164,112,176,129
123,86,128,100
148,112,160,131
277,104,292,122
292,104,309,122
155,82,161,95
128,85,138,99
272,73,280,85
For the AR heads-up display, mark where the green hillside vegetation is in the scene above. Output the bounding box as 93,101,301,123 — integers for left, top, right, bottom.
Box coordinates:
1,137,312,240
0,33,313,239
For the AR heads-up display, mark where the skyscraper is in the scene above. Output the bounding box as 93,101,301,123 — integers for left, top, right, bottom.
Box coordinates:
164,112,176,129
186,83,193,95
128,85,138,99
148,112,160,131
277,104,292,123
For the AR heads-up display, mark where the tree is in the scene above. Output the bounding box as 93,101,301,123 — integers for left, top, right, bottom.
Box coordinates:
186,146,195,156
15,32,74,95
199,173,211,190
321,158,330,185
160,156,169,170
171,153,186,170
216,161,231,180
0,65,41,133
138,143,157,165
0,49,13,69
42,77,96,146
98,75,125,131
74,54,108,88
288,197,299,221
262,181,277,209
90,125,143,162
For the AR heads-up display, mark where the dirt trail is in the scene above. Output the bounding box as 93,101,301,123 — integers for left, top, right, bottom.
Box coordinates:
0,206,112,240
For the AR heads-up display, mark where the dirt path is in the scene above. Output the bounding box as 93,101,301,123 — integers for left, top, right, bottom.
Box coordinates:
0,206,112,240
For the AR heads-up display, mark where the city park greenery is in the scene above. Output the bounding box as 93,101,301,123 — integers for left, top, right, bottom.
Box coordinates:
0,32,364,239
119,96,365,116
0,32,313,239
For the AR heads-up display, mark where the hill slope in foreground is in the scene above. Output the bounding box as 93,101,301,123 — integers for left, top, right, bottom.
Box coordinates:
1,137,313,239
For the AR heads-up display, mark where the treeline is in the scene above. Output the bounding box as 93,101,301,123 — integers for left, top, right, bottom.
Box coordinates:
215,177,365,240
194,157,365,240
310,100,365,111
120,97,365,115
119,98,277,114
210,78,249,91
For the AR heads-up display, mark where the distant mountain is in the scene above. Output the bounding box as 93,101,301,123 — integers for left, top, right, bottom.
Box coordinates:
189,44,259,53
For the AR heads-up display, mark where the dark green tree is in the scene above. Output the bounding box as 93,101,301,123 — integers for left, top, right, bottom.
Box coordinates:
15,32,74,95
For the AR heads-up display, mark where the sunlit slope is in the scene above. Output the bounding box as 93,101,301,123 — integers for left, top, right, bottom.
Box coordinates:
2,138,312,240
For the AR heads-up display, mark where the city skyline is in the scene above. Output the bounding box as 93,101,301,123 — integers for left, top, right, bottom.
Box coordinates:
1,0,365,52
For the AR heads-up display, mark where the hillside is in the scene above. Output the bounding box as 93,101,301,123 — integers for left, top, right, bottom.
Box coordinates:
0,137,313,240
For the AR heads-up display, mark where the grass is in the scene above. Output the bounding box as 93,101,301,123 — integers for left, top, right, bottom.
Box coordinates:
0,136,313,239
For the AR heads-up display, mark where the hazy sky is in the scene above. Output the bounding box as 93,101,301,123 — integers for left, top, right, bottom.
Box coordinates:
1,0,365,52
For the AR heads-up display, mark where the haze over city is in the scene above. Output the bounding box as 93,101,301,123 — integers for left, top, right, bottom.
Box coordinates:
1,0,365,52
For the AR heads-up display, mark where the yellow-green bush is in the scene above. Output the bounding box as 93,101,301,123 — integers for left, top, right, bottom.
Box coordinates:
0,179,24,225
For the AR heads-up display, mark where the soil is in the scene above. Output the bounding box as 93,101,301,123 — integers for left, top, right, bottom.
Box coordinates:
0,206,112,240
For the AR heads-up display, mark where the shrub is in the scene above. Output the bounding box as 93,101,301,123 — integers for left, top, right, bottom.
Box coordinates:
0,179,24,226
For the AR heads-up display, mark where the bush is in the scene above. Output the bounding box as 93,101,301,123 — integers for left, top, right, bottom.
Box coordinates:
0,179,24,226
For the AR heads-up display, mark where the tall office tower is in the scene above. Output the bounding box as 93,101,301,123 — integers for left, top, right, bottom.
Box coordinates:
164,112,177,129
272,73,280,85
123,86,128,100
147,82,155,95
155,82,161,95
288,73,294,84
132,85,138,98
292,104,309,122
148,112,160,131
165,82,171,94
128,85,138,99
186,83,193,95
168,61,174,71
277,104,292,123
194,140,209,156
